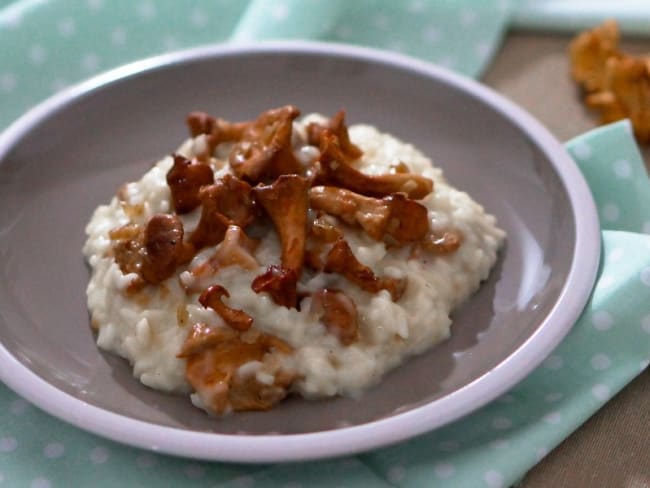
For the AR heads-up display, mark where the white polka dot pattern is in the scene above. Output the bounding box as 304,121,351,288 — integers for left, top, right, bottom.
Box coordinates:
57,18,75,37
30,478,51,488
613,159,632,178
0,437,17,452
602,203,620,222
535,446,549,462
189,8,208,28
89,446,109,465
0,73,16,92
544,392,563,403
29,45,46,65
542,411,562,425
608,247,625,263
81,53,99,72
592,310,613,331
86,0,103,11
491,417,512,430
571,141,592,160
422,26,441,42
642,315,650,334
591,384,611,401
489,438,509,449
111,26,127,46
640,267,650,286
137,1,156,20
434,462,456,479
232,475,255,488
386,465,405,483
460,9,478,27
598,274,616,289
43,443,65,459
591,354,612,371
483,469,504,488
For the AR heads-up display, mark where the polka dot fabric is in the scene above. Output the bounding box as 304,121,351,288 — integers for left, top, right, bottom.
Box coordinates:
1,1,649,486
0,0,511,133
568,122,650,234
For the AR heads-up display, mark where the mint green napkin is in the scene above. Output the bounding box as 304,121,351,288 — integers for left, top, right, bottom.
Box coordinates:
1,2,650,487
513,0,650,35
0,0,511,132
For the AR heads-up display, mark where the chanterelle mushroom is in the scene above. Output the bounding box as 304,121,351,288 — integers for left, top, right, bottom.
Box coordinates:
254,175,309,274
569,21,650,143
309,214,343,243
110,223,145,277
322,238,406,301
199,284,253,331
309,186,429,244
586,55,650,143
190,175,256,249
186,111,249,156
229,105,304,184
569,19,621,93
203,225,259,270
141,214,192,284
313,131,433,199
251,265,299,309
251,175,309,308
111,214,192,285
307,110,363,161
166,154,215,214
177,322,236,357
178,323,294,414
310,289,359,345
183,225,259,294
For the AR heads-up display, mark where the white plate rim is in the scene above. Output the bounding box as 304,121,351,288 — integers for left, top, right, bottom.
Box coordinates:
0,40,601,463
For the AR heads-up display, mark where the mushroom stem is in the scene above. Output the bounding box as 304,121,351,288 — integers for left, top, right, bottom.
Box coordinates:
323,238,406,301
199,284,254,331
253,175,309,276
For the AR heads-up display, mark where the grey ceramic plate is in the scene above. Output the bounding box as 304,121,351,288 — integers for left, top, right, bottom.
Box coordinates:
0,42,600,463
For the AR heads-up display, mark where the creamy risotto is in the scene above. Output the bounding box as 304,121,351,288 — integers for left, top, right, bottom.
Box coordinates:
83,106,505,415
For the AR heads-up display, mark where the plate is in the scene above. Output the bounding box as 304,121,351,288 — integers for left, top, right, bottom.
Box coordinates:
0,42,600,462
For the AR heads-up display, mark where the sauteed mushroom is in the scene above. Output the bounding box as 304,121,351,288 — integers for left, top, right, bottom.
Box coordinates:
313,131,433,199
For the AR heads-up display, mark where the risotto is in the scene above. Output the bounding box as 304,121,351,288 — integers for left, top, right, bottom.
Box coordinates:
83,106,505,415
